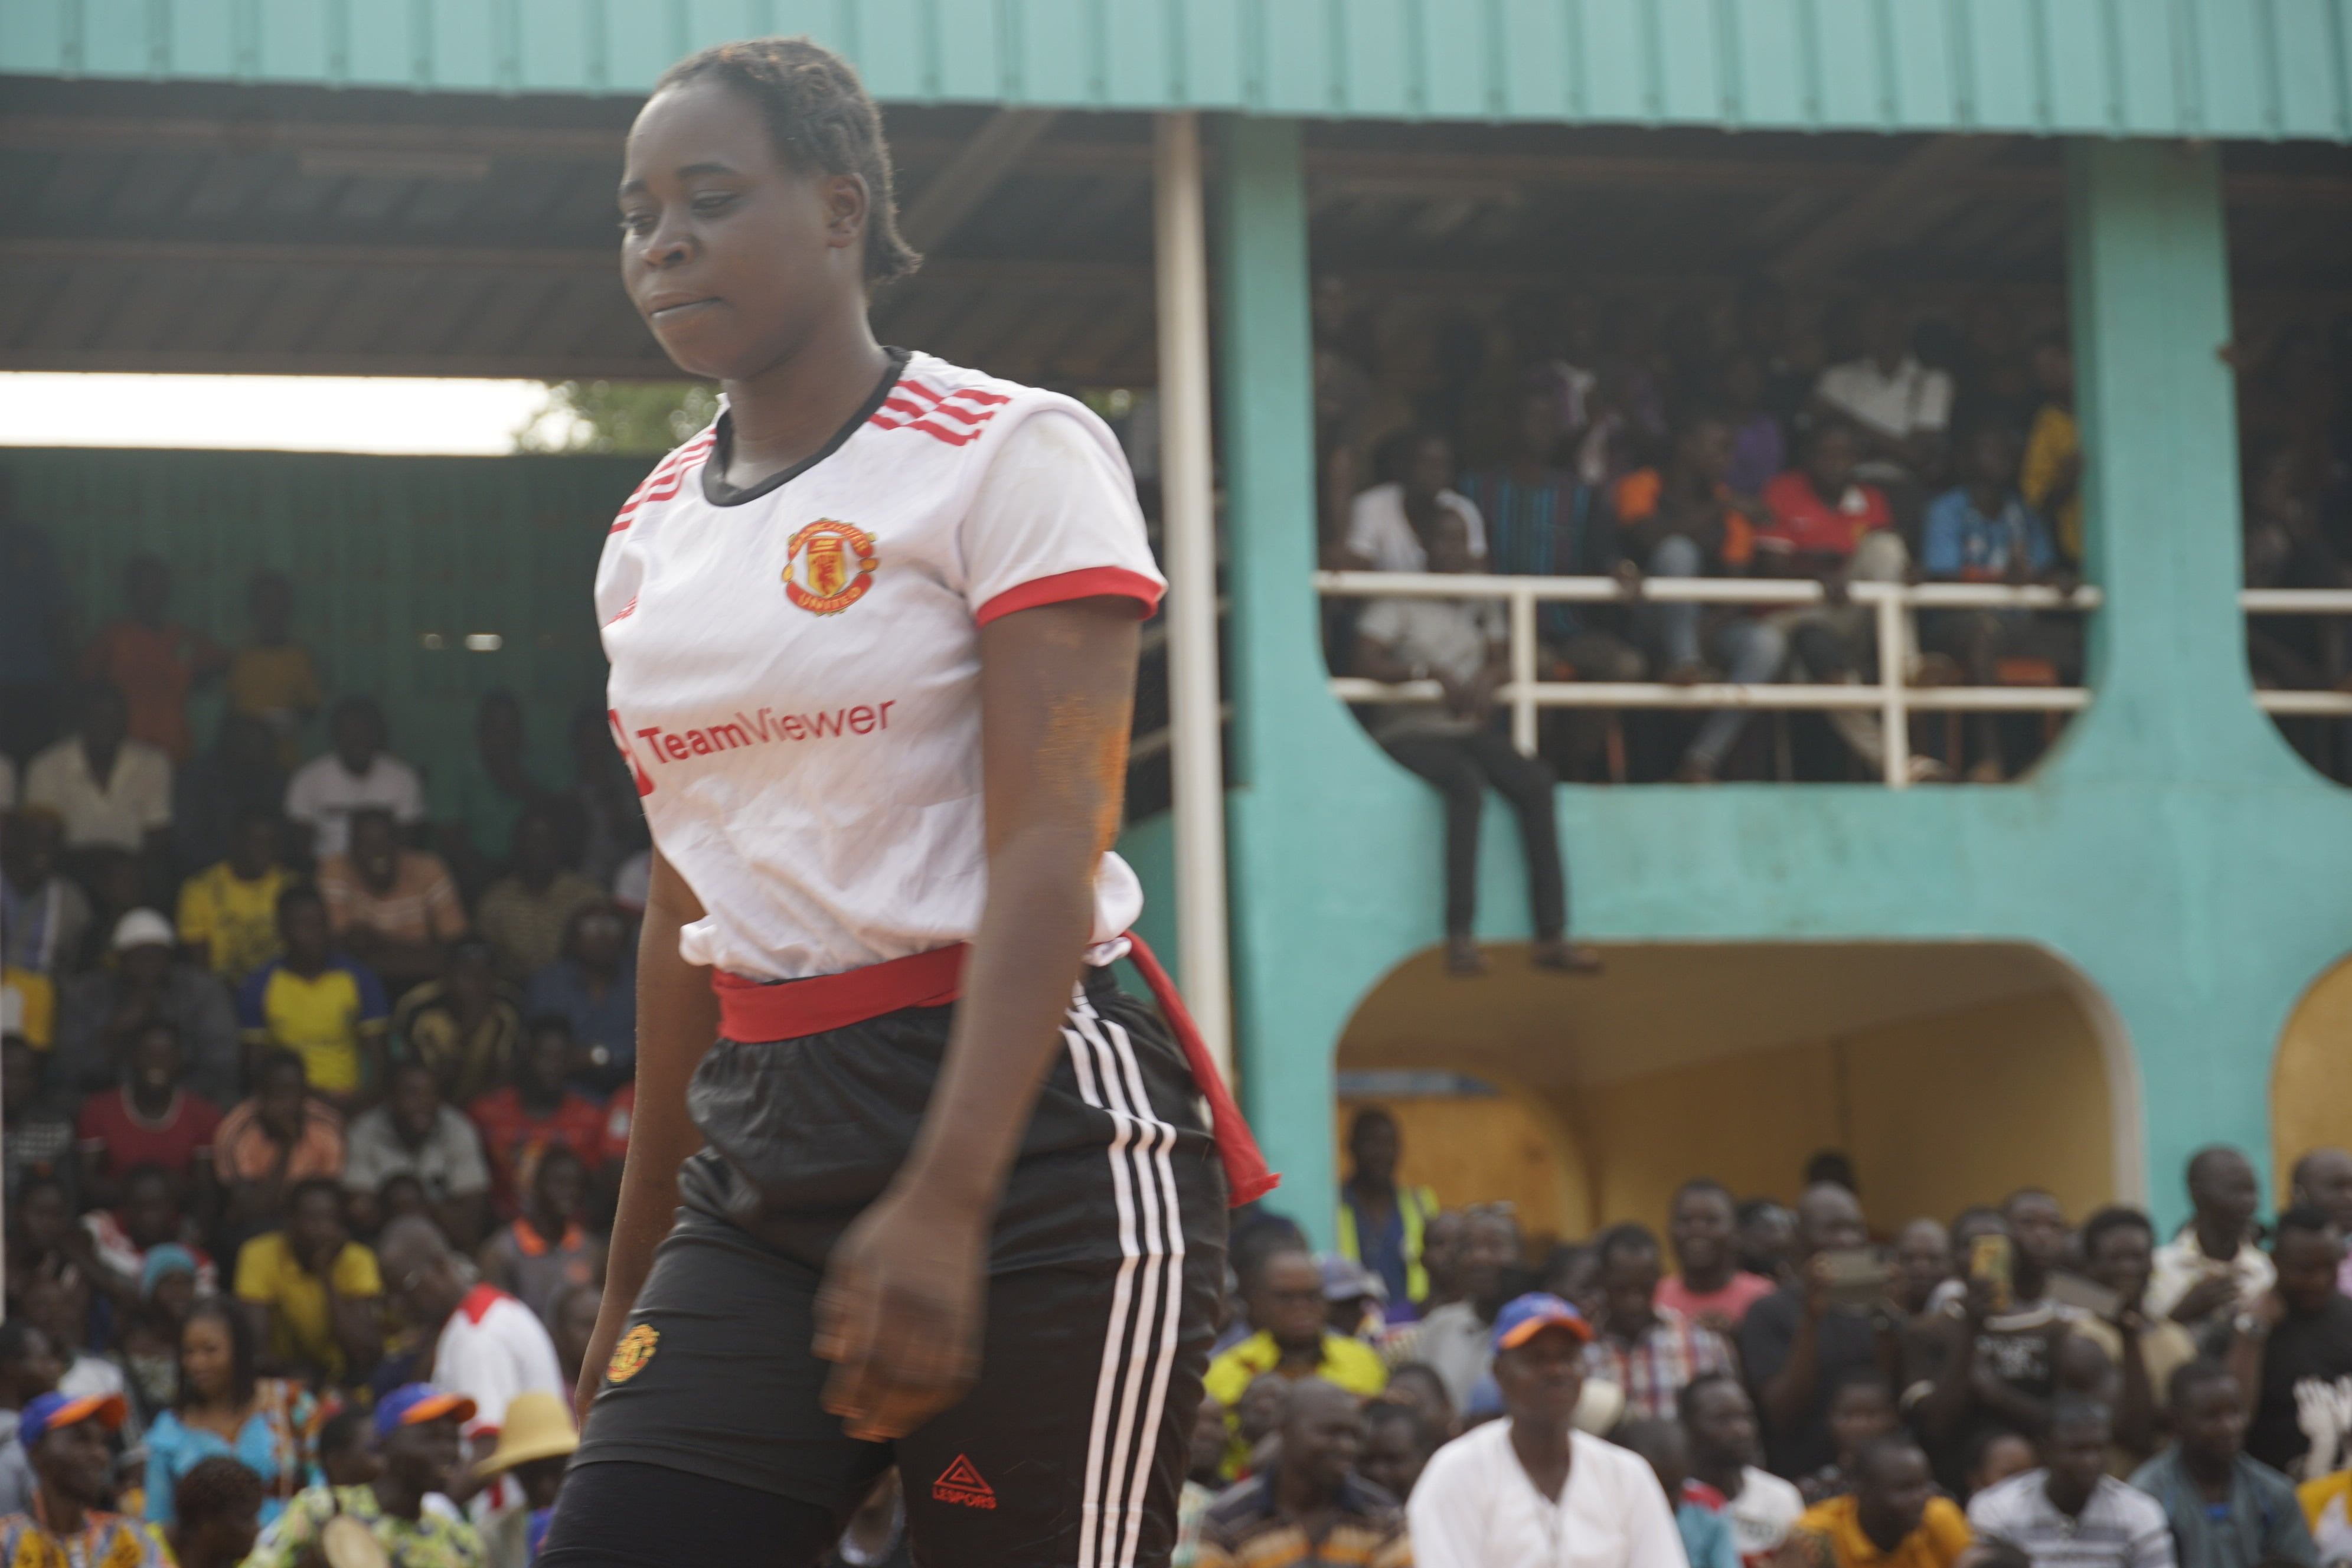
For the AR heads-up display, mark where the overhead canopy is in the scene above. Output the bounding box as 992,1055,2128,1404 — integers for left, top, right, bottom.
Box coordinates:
6,0,2350,140
5,75,2346,383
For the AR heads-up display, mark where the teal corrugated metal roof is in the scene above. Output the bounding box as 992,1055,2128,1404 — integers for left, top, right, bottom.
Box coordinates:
3,0,2348,141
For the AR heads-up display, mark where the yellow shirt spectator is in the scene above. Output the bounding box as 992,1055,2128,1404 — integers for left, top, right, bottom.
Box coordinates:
237,955,389,1097
1203,1329,1388,1476
227,643,324,766
1783,1493,1971,1568
2,965,55,1049
234,1228,383,1378
2021,403,2082,566
178,861,289,985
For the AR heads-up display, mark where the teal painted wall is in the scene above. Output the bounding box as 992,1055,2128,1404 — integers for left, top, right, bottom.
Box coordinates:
7,0,2351,142
1204,126,2352,1246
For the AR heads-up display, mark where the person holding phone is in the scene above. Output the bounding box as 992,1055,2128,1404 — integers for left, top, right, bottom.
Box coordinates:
1909,1192,2109,1491
1739,1184,1900,1480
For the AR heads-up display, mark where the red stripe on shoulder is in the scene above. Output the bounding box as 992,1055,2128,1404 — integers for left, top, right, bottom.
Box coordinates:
974,567,1164,627
608,433,716,533
458,1282,508,1326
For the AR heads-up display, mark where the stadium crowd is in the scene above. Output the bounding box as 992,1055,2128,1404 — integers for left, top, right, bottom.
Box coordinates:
0,556,646,1566
1319,292,2352,787
0,295,2341,1564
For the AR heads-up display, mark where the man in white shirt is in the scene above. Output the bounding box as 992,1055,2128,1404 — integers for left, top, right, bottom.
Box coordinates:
284,697,426,861
1344,429,1488,570
375,1216,563,1448
2145,1146,2274,1329
1966,1397,2174,1568
24,685,171,857
1409,1292,1687,1568
1811,300,1952,495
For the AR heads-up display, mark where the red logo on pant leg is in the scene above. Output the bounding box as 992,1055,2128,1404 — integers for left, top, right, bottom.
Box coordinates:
933,1455,996,1510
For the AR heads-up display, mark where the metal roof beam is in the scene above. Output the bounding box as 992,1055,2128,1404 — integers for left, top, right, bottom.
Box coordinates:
894,109,1060,253
1770,135,2016,281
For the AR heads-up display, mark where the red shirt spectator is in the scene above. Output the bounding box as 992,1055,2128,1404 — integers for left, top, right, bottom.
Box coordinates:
1758,469,1890,560
76,1084,222,1187
469,1015,607,1213
80,558,225,763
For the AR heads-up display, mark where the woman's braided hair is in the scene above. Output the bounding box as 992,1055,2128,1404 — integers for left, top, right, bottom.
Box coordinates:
654,36,921,287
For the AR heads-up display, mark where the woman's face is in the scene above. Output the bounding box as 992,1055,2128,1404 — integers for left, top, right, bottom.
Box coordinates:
618,79,870,384
181,1315,233,1400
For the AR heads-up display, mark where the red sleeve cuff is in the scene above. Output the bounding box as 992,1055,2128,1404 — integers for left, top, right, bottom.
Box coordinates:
973,567,1165,628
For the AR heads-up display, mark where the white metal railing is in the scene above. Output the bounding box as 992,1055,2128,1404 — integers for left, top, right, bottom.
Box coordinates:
1311,571,2352,788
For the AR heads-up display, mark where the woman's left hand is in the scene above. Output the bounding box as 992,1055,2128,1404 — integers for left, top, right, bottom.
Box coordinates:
814,1183,989,1442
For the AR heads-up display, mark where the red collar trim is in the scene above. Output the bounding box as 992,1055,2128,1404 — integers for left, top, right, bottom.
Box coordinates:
457,1283,508,1327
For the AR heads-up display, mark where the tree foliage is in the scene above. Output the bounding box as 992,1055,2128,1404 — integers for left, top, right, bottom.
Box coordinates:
515,380,719,455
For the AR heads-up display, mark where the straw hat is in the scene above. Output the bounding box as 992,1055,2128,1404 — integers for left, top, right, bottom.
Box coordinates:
473,1391,579,1478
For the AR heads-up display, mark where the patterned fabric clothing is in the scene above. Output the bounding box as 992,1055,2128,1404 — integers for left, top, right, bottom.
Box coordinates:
1583,1304,1737,1421
1456,466,1611,637
246,1485,485,1568
1194,1471,1412,1568
0,1511,162,1568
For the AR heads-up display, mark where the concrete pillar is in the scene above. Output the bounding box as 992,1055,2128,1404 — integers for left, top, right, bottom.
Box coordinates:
1213,116,1350,1245
2059,139,2288,785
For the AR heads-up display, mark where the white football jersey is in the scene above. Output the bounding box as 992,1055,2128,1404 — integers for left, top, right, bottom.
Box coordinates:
596,350,1165,982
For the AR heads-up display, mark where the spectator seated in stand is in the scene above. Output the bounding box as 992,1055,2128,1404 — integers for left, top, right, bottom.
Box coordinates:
1344,428,1489,571
477,1145,604,1327
522,902,636,1095
162,1455,267,1568
236,885,389,1105
1809,300,1954,519
1,807,91,976
1409,1293,1685,1568
1620,1417,1744,1568
1352,507,1600,978
2130,1361,2317,1568
284,697,426,864
214,1049,345,1236
342,1059,492,1249
1586,1221,1738,1422
246,1384,485,1568
1758,423,1941,783
232,1176,384,1387
392,938,522,1109
54,909,240,1105
1194,1378,1412,1568
79,555,224,767
2,1038,77,1205
175,805,292,989
1663,1179,1779,1330
223,569,322,769
467,1017,609,1219
474,809,603,988
142,1299,315,1529
436,690,554,897
74,1020,221,1208
0,1391,156,1567
1778,1435,1973,1568
25,682,173,872
171,714,288,881
375,1217,565,1454
1681,1372,1807,1567
2020,334,2083,568
318,805,468,992
1203,1246,1387,1475
1966,1396,2174,1568
1919,425,2078,782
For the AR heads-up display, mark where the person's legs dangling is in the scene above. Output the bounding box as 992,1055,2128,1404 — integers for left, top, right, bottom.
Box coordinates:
1381,733,1489,972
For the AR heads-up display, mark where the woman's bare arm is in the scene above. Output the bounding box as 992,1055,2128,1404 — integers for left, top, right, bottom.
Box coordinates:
571,849,716,1419
813,596,1141,1442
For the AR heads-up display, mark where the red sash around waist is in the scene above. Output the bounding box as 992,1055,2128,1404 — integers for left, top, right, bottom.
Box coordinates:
711,935,1278,1207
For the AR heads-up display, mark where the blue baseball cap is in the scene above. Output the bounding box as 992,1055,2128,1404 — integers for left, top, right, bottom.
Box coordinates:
374,1383,478,1439
18,1391,127,1450
1490,1292,1593,1353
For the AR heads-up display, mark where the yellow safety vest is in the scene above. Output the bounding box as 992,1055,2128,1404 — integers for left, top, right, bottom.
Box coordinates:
1336,1184,1439,1306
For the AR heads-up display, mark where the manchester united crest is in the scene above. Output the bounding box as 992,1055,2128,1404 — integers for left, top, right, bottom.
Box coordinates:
783,519,878,615
606,1323,660,1384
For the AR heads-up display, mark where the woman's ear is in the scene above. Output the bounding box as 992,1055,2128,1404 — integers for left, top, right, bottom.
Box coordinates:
825,172,871,252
